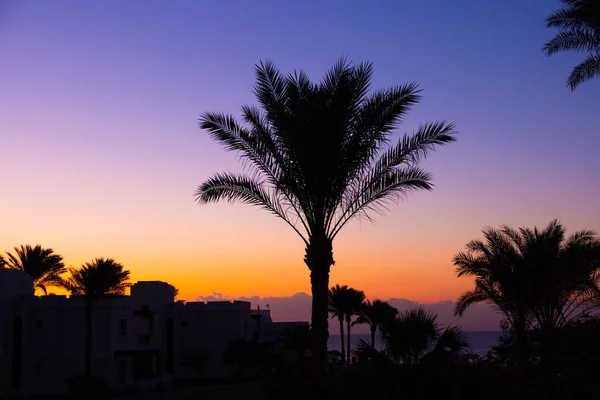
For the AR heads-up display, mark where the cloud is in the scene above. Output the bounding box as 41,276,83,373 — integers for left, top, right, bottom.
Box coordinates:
192,292,501,332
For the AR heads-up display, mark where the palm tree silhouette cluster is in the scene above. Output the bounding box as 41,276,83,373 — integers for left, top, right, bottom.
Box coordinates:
0,245,131,380
454,219,600,366
328,285,469,367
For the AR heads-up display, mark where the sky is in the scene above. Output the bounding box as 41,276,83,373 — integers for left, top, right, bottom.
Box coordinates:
1,0,599,330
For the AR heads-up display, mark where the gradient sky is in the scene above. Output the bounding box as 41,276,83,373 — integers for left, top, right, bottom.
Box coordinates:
1,0,599,318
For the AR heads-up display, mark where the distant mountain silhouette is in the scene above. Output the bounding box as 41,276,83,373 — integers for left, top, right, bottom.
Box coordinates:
194,292,502,332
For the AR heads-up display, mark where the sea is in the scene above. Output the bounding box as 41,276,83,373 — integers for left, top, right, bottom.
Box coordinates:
328,331,502,355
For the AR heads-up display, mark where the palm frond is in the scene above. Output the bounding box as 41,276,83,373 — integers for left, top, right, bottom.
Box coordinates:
195,172,308,243
62,258,131,300
543,29,600,55
568,54,600,90
455,287,489,317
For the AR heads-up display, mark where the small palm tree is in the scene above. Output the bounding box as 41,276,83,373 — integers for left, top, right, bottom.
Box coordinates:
195,58,457,370
328,284,350,362
353,299,398,350
543,0,600,90
62,258,130,376
379,308,469,365
4,244,66,295
454,220,600,364
328,285,365,363
343,288,365,364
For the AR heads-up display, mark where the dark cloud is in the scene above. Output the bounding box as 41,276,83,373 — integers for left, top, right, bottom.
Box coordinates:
194,292,501,332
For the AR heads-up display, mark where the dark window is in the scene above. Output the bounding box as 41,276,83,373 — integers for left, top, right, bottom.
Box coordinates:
120,319,127,336
36,319,43,329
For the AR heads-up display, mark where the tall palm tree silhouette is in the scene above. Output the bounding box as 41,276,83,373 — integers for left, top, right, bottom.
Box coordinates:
353,299,398,350
62,258,130,376
328,284,350,363
328,285,365,363
454,220,600,363
3,244,65,295
543,0,600,90
195,58,457,371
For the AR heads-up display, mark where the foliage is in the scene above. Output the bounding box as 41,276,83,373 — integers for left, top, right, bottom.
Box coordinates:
352,299,398,348
454,220,600,335
62,258,131,300
328,284,365,362
351,307,470,368
223,338,274,378
195,57,457,368
279,325,311,356
543,0,600,90
3,244,66,295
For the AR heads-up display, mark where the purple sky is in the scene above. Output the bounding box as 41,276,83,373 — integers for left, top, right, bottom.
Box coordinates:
1,0,598,331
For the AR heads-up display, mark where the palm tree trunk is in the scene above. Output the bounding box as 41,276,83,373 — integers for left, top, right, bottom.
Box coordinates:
346,318,351,364
338,317,345,363
304,235,334,376
370,326,376,350
85,301,93,376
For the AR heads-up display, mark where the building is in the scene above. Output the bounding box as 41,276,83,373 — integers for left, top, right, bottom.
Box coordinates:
0,269,307,398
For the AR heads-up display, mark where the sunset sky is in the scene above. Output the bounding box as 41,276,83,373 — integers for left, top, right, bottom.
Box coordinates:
1,0,599,322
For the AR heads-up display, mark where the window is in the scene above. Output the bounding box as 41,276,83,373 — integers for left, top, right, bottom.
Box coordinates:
35,320,43,329
120,319,127,336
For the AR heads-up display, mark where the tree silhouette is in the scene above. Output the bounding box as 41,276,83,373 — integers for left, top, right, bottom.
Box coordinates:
328,285,366,363
62,258,130,376
543,0,600,90
279,325,312,364
352,299,398,350
454,220,600,364
328,285,350,362
195,58,456,371
3,244,65,295
374,308,469,365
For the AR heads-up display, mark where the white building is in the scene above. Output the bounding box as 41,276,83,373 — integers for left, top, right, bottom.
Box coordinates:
0,269,306,398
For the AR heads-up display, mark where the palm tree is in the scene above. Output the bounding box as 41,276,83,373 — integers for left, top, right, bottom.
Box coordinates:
328,284,350,363
328,285,366,363
454,220,600,364
62,258,130,376
343,288,365,364
543,0,600,90
378,308,469,365
3,244,66,295
195,58,457,370
353,299,398,350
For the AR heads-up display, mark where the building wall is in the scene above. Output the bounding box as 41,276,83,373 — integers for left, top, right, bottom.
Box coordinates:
0,271,298,397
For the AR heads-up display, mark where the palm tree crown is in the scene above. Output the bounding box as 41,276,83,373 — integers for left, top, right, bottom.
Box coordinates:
378,308,469,365
62,257,131,300
195,58,457,369
3,244,66,295
328,284,365,363
543,0,600,90
353,299,399,349
454,220,600,332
